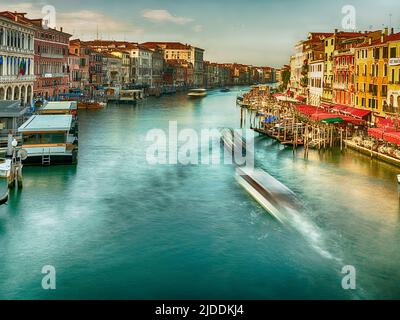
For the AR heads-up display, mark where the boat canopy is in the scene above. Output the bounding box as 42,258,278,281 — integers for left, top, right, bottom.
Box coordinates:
39,101,77,112
18,115,73,133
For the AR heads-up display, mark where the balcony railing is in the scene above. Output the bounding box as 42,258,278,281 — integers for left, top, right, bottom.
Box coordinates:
383,105,400,114
0,75,35,83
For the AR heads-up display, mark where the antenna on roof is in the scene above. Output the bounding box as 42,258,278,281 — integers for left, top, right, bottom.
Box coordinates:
96,24,99,40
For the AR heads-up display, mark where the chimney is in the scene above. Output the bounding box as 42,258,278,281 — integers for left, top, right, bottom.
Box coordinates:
334,28,338,34
391,28,394,35
384,27,389,35
369,37,372,45
60,27,63,32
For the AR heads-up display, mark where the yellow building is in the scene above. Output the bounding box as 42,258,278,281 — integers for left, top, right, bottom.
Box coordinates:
322,31,368,103
354,31,390,118
387,33,400,113
322,34,336,102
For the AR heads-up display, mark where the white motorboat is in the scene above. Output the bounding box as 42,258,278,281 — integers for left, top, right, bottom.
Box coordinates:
187,88,207,98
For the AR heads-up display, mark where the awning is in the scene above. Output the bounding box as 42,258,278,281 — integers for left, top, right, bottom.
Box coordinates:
295,95,306,101
273,93,283,98
311,113,339,121
383,131,400,145
377,118,399,128
296,104,318,116
350,108,371,119
368,127,385,139
321,117,344,124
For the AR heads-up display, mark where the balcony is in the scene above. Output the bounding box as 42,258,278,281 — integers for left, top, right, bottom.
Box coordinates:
383,105,399,114
0,75,35,83
333,83,347,90
0,45,34,55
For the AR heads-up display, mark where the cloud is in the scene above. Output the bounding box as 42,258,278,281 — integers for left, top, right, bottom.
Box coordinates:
1,2,143,40
58,10,143,38
142,9,193,25
193,25,203,32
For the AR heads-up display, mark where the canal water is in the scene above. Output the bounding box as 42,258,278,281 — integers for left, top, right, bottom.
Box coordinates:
0,87,399,299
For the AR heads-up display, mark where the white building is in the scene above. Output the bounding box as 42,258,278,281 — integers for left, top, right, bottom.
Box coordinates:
308,60,324,106
0,15,35,105
289,41,306,94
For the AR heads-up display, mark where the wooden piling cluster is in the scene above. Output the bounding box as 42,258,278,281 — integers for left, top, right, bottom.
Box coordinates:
239,94,346,158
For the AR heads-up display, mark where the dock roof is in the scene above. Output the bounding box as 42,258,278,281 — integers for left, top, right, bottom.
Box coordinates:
40,101,77,111
18,115,73,132
0,100,28,117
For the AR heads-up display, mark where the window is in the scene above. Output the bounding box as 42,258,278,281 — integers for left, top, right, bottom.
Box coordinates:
390,47,397,58
384,64,387,77
383,47,388,58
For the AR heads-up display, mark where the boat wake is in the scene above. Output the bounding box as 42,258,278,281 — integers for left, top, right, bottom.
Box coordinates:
235,166,341,262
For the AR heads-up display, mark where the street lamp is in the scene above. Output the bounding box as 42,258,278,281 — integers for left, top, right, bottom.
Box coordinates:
11,139,18,148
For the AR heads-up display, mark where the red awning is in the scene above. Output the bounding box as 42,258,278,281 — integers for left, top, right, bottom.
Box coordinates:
339,116,365,126
377,118,399,129
350,108,371,119
368,128,385,139
296,104,319,116
383,131,400,145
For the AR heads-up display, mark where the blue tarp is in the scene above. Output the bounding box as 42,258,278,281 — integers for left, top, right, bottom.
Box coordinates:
262,116,278,123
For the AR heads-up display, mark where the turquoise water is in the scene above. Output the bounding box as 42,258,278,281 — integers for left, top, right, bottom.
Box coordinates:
0,88,399,299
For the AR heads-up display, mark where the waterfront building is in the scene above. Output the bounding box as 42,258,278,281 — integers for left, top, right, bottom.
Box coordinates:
290,41,307,95
322,31,367,103
139,43,165,92
68,53,81,90
163,59,193,89
331,33,375,107
110,50,130,84
217,64,231,87
101,52,122,86
387,32,400,114
203,61,220,88
308,59,324,106
69,39,90,91
354,30,391,118
141,42,204,87
0,14,35,105
0,12,71,101
89,51,103,88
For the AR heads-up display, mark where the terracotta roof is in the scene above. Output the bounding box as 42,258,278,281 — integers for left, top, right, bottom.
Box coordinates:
141,42,192,50
387,32,400,42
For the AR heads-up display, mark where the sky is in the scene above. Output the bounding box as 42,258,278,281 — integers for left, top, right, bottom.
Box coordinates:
2,0,400,67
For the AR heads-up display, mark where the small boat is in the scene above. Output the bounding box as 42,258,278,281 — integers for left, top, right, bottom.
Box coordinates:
397,174,400,184
220,88,230,92
0,159,11,178
236,167,304,223
0,188,8,205
78,101,105,109
187,88,207,98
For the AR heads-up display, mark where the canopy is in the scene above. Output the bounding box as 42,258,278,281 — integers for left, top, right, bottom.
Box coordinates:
321,117,344,124
368,128,385,139
383,131,400,145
